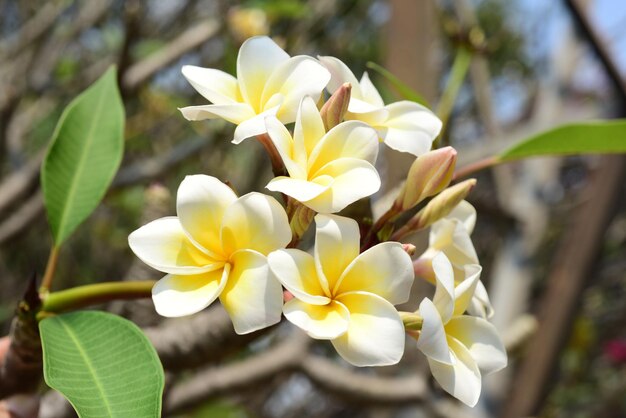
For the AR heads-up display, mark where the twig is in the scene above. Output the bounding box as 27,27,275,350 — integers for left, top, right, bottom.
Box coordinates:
144,305,271,372
164,333,309,414
0,151,44,215
39,246,59,294
452,156,498,181
122,19,220,90
0,275,42,400
0,1,69,59
0,191,44,246
299,355,427,404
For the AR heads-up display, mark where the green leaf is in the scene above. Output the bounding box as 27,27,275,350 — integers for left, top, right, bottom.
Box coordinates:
499,120,626,161
42,66,124,246
40,311,164,418
365,61,430,107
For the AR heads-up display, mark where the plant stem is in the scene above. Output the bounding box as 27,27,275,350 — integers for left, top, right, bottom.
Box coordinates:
453,156,499,180
361,205,400,250
40,246,60,295
434,46,472,147
42,280,156,313
256,133,286,177
399,311,423,331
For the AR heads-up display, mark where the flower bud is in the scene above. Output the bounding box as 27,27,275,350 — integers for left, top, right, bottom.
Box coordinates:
402,243,417,256
412,255,436,283
392,179,477,240
320,82,352,130
395,147,457,211
413,179,476,230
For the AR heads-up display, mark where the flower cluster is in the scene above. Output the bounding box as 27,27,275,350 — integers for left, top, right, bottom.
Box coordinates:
129,36,506,406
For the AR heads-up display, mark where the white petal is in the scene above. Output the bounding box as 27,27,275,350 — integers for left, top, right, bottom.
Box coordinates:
359,72,385,107
467,280,495,319
283,299,349,339
430,219,478,268
332,291,405,367
428,337,482,407
181,65,240,104
266,177,330,202
128,217,222,275
317,55,363,99
445,316,507,375
264,56,331,123
347,100,389,125
293,96,325,161
237,36,289,111
232,103,281,144
152,267,228,317
454,264,482,316
335,242,414,304
415,298,453,364
313,214,360,295
264,116,306,178
448,200,477,233
220,192,291,256
177,175,237,258
268,249,330,305
219,250,283,334
380,101,442,156
179,103,255,123
305,158,381,213
431,253,456,323
307,121,379,176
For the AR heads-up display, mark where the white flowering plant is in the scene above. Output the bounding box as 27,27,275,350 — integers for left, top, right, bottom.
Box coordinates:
4,34,626,418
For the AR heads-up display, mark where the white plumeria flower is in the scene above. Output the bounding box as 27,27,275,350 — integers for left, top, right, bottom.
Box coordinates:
415,253,507,406
318,56,442,157
414,200,494,318
265,96,381,213
128,175,291,334
268,214,414,367
180,36,331,144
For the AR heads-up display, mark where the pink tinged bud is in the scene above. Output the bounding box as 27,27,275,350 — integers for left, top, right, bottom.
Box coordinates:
320,82,352,130
402,243,417,256
413,257,436,283
396,147,458,211
283,290,295,302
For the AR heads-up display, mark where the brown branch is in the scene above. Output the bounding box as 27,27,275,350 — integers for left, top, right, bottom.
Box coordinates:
0,276,42,399
299,355,427,404
122,19,220,91
144,305,269,372
503,156,626,417
0,151,43,215
0,191,44,246
0,1,69,59
164,333,309,414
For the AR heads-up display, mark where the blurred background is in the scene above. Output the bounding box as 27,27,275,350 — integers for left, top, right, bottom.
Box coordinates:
1,0,625,417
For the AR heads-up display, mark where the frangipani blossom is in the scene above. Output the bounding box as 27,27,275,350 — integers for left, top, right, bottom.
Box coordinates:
128,175,291,334
266,96,381,213
415,253,507,406
180,36,330,144
268,214,414,366
318,56,442,157
414,200,494,318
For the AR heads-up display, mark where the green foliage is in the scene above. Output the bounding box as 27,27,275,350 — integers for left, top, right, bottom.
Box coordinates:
41,66,125,246
245,0,309,19
366,61,429,106
499,120,626,161
40,311,164,418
